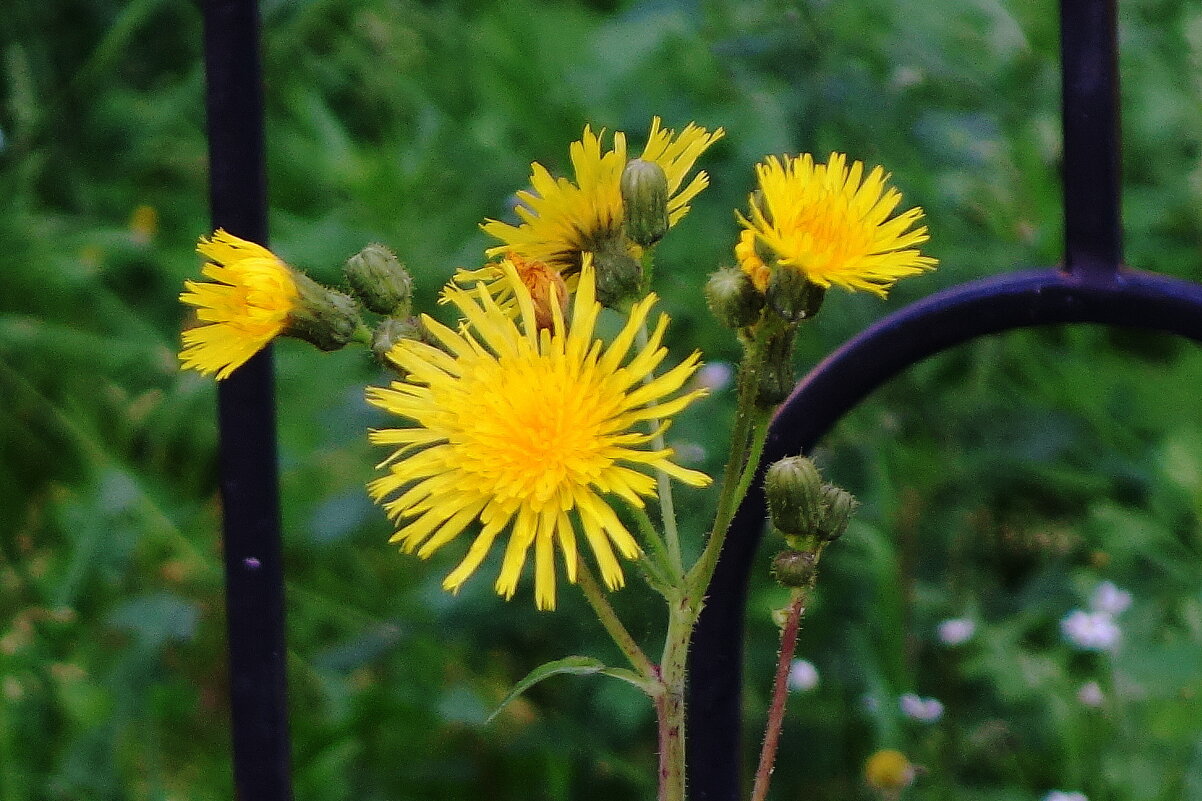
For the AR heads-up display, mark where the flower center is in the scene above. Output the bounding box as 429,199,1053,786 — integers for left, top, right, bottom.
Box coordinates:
775,193,874,277
444,346,616,509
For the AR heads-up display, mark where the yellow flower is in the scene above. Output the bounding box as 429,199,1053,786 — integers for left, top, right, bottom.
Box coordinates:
482,117,724,277
179,230,298,380
367,258,711,610
864,749,916,793
128,204,159,244
737,153,937,297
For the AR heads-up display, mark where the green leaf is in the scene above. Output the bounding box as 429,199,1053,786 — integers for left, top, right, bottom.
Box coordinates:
487,656,653,724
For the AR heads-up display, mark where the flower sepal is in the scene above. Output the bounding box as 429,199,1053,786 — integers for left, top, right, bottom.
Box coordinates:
284,272,363,352
592,238,643,308
767,266,825,323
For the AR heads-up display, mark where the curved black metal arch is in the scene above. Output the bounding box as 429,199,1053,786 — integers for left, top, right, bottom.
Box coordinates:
686,266,1202,799
684,0,1149,795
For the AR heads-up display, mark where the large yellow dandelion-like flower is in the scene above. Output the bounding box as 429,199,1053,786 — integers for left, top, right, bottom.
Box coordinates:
481,117,724,276
179,230,298,379
737,153,937,297
367,258,711,610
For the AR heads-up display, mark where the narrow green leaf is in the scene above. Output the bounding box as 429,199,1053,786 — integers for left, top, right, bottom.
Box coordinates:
487,656,654,724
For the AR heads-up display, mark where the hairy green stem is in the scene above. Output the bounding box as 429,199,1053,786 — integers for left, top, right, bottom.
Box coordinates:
635,322,685,579
576,558,657,681
627,503,678,594
657,592,695,801
686,329,773,597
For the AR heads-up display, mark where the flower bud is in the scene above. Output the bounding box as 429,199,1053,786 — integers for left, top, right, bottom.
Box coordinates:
621,158,670,247
816,484,858,541
772,549,817,588
705,267,764,329
767,265,825,323
756,325,798,407
284,271,362,351
592,238,643,308
765,455,824,537
372,316,427,366
344,244,413,316
509,253,569,333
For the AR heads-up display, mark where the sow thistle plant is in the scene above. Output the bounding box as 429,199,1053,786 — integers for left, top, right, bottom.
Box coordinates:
178,117,936,801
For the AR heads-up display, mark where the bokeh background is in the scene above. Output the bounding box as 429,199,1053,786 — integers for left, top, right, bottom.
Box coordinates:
6,0,1202,799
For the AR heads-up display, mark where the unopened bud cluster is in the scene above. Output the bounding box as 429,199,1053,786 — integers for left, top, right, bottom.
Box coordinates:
264,243,424,361
765,455,859,544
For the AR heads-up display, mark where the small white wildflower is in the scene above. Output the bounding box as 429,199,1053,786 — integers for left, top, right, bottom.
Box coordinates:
1060,610,1121,652
860,693,880,713
1089,581,1132,616
786,659,819,692
937,617,976,646
692,361,734,393
899,693,944,722
672,441,707,465
1043,792,1088,801
1077,681,1104,708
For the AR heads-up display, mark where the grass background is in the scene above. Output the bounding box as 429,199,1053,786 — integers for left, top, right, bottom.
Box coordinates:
5,0,1202,799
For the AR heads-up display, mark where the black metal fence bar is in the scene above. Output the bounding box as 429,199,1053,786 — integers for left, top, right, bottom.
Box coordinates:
1061,0,1122,277
202,1,294,799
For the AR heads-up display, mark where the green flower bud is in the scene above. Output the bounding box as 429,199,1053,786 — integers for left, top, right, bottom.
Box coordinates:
772,549,817,589
705,267,764,329
816,484,858,541
592,238,643,308
372,316,427,366
284,271,362,351
344,244,414,316
765,455,825,537
767,266,825,323
621,158,670,247
756,325,798,407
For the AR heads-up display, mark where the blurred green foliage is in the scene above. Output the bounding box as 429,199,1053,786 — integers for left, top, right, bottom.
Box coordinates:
4,0,1202,799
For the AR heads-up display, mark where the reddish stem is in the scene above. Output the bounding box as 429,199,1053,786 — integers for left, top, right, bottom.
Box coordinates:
655,688,685,801
750,592,806,801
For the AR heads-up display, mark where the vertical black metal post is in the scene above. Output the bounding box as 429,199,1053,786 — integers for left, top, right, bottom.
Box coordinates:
1061,0,1122,278
202,1,294,799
